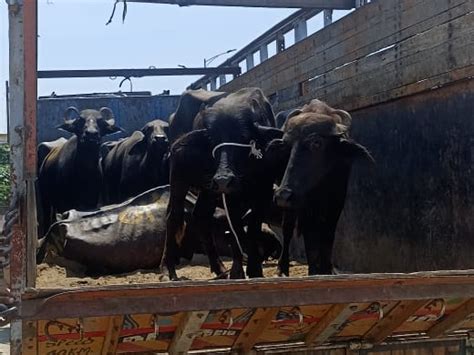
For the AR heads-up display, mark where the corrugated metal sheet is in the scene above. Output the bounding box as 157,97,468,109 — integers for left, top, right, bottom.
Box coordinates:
36,94,180,143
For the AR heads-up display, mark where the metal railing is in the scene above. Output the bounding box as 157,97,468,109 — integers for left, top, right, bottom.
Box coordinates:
188,1,374,91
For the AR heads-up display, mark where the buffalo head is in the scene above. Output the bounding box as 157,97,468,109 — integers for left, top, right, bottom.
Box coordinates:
274,100,374,208
58,107,122,145
196,99,281,194
129,119,170,157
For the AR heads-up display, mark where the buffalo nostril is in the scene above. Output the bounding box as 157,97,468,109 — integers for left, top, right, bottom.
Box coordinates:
213,175,235,193
275,188,293,207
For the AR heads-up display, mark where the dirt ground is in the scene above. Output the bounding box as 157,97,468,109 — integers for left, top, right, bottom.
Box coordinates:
36,256,308,288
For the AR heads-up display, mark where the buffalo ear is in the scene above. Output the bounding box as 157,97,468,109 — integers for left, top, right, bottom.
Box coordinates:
100,107,124,136
339,139,375,164
57,106,80,133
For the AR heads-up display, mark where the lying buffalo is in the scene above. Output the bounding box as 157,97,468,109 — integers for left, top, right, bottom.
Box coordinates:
102,119,170,204
38,107,122,235
272,99,374,276
163,87,282,280
37,186,281,275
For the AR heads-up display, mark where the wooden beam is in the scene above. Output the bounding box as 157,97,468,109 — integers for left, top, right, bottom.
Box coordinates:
305,304,360,346
364,300,428,344
101,316,124,355
38,67,241,79
21,270,474,321
168,311,210,354
232,307,279,352
427,299,474,338
126,0,356,9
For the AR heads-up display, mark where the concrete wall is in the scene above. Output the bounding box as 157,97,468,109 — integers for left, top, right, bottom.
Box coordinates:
37,94,180,143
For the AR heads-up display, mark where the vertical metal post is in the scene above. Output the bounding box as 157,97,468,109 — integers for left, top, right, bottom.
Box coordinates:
294,19,307,42
276,33,286,53
324,9,333,27
8,3,26,354
210,77,217,91
24,0,38,290
246,53,254,71
259,44,268,62
219,74,226,87
8,1,38,353
5,81,10,145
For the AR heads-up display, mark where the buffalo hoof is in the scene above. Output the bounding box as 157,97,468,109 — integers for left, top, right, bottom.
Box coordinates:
212,270,231,280
246,266,263,279
276,265,289,277
275,269,289,277
210,261,227,277
229,265,245,280
160,266,179,282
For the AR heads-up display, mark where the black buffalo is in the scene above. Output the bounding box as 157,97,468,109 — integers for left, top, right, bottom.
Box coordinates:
272,99,373,276
38,106,122,235
102,119,170,204
163,87,282,280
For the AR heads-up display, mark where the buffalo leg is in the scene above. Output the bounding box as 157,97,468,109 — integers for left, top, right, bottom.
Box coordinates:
302,224,335,275
317,229,336,275
244,210,264,278
162,181,189,281
277,211,296,277
193,191,226,276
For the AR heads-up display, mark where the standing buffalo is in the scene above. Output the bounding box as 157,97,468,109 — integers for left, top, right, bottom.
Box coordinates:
163,87,282,280
102,119,170,204
38,106,122,235
272,99,373,276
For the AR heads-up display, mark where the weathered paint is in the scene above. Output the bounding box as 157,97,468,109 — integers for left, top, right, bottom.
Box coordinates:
36,94,180,143
333,80,474,272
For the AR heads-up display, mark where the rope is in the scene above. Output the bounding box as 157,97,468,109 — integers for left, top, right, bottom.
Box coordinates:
212,140,263,159
222,194,244,257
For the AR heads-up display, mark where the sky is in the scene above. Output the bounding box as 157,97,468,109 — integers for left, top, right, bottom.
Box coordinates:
0,0,350,134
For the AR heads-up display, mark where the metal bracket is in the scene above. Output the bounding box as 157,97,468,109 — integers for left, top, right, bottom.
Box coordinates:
0,305,18,326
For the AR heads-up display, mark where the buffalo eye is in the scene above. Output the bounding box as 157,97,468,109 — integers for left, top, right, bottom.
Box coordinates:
308,138,322,151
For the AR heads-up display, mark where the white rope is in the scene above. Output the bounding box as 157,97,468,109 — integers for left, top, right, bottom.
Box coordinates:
212,140,263,159
222,194,244,257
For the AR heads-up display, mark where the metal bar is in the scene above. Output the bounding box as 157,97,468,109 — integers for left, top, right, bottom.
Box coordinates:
20,271,474,321
23,0,38,290
323,9,333,26
246,53,255,71
210,77,217,91
38,67,241,79
125,0,355,9
294,19,308,42
8,2,27,353
427,299,474,338
188,8,322,89
5,81,9,146
259,44,269,62
218,74,226,86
